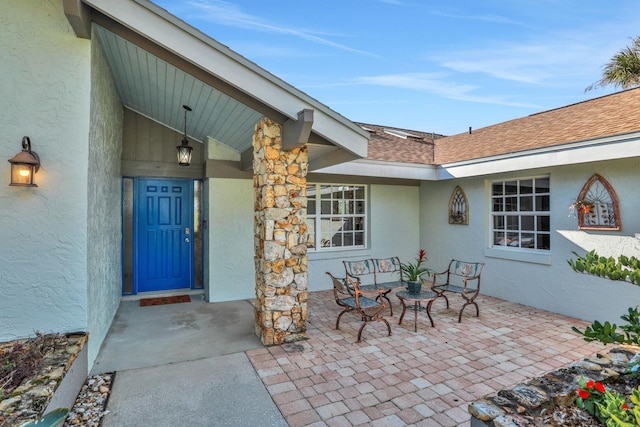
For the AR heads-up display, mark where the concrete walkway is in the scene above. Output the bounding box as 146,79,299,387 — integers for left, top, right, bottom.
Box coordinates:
94,291,603,426
95,296,287,427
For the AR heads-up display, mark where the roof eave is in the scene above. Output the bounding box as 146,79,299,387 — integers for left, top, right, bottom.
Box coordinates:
82,0,368,158
437,131,640,179
315,159,439,180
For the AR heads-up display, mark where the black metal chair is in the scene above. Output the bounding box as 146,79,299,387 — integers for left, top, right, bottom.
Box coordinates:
431,260,485,322
326,272,392,342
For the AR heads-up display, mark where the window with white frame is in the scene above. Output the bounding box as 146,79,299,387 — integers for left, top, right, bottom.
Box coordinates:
491,177,550,251
306,184,366,250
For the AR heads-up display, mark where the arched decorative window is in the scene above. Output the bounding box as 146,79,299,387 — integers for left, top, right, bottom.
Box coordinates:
449,185,468,225
575,174,620,230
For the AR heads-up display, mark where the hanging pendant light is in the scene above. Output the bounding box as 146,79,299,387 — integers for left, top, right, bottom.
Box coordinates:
176,105,193,166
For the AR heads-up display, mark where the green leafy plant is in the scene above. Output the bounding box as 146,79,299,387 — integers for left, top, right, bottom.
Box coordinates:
19,408,69,427
577,377,608,421
596,389,635,426
400,249,430,281
628,388,640,425
568,250,640,284
576,377,640,426
572,307,640,346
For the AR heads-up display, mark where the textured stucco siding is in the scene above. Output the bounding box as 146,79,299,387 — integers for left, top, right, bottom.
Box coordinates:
0,1,91,340
207,178,256,302
420,158,640,323
86,26,123,368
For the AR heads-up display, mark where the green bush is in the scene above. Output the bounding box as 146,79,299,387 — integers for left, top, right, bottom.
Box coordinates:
572,307,640,346
568,250,640,284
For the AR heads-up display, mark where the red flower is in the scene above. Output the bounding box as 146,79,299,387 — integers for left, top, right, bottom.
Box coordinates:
623,403,629,410
578,389,590,399
595,382,605,393
418,249,426,262
586,381,595,389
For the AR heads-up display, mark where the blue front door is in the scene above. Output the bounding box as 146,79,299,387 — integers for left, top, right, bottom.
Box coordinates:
135,178,193,292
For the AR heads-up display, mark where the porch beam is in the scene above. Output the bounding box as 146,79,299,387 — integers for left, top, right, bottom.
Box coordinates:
282,109,314,151
63,0,91,39
240,147,254,171
121,160,205,179
308,148,361,172
205,159,252,178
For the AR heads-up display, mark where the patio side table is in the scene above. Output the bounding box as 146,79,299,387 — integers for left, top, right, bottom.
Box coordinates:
396,290,437,332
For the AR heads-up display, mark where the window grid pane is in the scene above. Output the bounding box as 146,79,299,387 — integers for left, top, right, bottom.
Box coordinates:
491,177,550,251
309,184,366,251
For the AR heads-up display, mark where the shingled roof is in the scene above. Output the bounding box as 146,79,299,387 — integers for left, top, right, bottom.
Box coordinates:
434,88,640,165
355,88,640,168
356,123,444,164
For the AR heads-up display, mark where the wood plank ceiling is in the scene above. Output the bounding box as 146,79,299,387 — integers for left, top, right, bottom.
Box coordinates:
94,25,263,155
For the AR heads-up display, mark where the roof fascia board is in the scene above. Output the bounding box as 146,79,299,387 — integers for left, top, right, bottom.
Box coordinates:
438,132,640,179
83,0,368,157
315,159,438,180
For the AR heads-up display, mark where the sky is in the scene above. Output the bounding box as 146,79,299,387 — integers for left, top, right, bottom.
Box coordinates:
153,0,640,136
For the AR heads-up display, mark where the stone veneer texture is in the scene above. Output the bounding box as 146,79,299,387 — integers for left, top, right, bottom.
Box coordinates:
252,118,309,345
468,345,640,426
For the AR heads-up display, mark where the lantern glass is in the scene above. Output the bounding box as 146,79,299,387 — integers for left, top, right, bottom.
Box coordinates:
177,143,193,166
10,163,36,186
8,137,39,187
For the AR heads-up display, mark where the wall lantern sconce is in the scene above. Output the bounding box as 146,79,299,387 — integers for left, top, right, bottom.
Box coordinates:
176,105,193,166
8,136,40,187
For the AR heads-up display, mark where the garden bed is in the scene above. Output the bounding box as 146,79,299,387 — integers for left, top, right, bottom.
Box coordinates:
469,345,640,426
0,332,91,426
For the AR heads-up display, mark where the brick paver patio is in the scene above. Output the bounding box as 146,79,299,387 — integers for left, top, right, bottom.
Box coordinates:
247,290,603,426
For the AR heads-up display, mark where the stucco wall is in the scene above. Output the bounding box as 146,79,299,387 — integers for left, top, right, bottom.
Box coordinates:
206,180,420,299
420,158,640,323
86,27,124,367
207,178,256,301
0,1,91,340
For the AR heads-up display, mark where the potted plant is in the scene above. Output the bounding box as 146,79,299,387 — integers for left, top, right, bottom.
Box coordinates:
401,249,431,294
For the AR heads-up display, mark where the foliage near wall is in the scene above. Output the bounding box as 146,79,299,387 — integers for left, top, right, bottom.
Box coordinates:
568,250,640,284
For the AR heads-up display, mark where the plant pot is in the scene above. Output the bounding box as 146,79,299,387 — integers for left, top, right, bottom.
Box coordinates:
407,281,422,294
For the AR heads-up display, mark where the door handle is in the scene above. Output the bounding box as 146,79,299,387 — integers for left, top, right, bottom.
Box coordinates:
185,237,190,243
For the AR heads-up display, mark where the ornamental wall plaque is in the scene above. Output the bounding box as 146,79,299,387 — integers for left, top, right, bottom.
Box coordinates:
449,185,468,225
576,173,620,231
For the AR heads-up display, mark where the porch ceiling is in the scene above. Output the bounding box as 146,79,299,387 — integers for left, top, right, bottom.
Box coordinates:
84,0,369,171
95,25,263,153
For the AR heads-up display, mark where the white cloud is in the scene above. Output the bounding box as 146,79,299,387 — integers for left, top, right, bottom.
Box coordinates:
183,0,381,58
353,72,539,108
430,11,529,28
432,40,599,86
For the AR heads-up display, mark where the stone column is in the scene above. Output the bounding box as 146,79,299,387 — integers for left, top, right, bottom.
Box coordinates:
253,117,308,345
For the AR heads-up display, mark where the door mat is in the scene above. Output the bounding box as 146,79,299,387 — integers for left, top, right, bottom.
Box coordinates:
139,295,191,307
